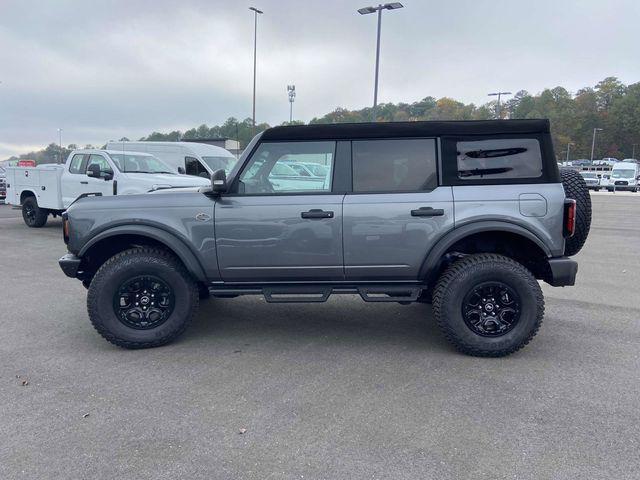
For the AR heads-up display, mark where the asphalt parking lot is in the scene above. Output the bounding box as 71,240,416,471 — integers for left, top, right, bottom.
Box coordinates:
1,193,639,480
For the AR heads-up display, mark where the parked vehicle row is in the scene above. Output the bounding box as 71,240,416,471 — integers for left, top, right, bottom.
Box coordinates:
58,119,591,357
0,165,6,202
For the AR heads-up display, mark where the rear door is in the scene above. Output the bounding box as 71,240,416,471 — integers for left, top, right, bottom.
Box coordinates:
343,138,454,280
215,140,344,282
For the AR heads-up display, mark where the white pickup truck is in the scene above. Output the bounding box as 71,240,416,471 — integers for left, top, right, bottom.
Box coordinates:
5,149,210,227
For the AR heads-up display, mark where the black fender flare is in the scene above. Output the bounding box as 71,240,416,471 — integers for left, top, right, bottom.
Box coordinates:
78,225,207,282
419,221,551,284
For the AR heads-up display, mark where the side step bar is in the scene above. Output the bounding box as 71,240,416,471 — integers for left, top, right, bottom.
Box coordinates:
208,284,424,304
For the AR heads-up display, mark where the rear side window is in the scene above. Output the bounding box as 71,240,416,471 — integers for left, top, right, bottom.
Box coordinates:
69,154,86,174
456,138,542,180
352,139,437,192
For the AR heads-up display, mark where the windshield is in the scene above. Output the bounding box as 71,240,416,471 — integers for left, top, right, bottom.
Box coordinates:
611,169,635,178
581,172,597,179
108,153,176,174
0,166,5,173
201,156,238,174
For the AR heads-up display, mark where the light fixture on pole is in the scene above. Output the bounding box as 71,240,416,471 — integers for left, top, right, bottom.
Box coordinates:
488,91,512,118
590,128,603,161
358,2,404,122
566,142,575,163
287,85,296,123
249,7,263,134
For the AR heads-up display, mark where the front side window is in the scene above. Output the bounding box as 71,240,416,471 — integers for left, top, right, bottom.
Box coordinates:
456,138,542,180
238,141,335,194
86,155,113,176
352,138,437,192
185,156,209,177
69,154,86,174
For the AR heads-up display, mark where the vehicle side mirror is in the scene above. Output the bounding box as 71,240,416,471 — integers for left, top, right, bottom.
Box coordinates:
87,164,101,178
178,166,185,174
211,169,227,194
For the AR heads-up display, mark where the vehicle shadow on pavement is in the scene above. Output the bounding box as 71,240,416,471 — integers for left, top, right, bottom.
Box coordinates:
182,296,452,353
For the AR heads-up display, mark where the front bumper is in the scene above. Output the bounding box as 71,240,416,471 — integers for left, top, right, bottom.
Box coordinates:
59,253,82,278
547,257,578,287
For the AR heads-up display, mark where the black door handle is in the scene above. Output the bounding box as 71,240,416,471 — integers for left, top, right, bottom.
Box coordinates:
411,207,445,217
80,181,88,185
301,209,334,219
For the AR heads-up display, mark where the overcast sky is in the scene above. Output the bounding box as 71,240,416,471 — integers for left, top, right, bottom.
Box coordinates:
1,0,638,158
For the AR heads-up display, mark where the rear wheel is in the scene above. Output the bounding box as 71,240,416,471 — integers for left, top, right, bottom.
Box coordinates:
432,254,544,357
87,247,198,349
22,196,48,228
561,170,591,256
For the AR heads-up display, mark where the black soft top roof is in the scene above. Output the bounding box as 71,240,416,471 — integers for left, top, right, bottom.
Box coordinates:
261,119,550,141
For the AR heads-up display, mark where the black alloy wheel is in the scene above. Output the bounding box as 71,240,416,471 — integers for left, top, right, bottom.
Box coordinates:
461,282,521,337
113,275,175,330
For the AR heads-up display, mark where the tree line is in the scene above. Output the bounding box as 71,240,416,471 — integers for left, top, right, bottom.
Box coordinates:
6,76,639,165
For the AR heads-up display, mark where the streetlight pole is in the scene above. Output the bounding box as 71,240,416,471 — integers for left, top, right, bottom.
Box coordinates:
287,85,296,123
57,128,63,164
590,128,603,161
249,7,263,134
358,3,404,122
566,142,574,163
488,91,512,119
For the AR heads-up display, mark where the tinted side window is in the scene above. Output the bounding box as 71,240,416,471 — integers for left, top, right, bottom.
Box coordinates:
456,138,542,180
69,154,86,174
352,139,437,192
185,157,208,177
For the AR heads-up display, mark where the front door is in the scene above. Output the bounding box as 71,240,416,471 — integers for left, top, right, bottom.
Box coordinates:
215,140,343,282
83,154,115,198
343,138,454,280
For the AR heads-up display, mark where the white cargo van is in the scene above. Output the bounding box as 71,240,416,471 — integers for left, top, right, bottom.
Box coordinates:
607,161,640,192
106,141,238,178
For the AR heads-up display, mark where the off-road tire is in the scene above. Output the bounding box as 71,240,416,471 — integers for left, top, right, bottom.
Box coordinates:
87,247,198,349
561,170,591,256
22,196,48,228
432,254,544,357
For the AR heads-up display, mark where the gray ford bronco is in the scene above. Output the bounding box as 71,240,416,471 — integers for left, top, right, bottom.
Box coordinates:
59,120,591,356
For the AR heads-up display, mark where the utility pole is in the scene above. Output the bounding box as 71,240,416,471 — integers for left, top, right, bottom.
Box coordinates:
249,7,263,134
566,142,574,163
591,128,603,161
57,128,63,164
358,3,404,122
488,92,512,119
287,85,296,123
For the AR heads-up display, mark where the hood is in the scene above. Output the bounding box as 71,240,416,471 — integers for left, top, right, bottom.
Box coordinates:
121,172,210,188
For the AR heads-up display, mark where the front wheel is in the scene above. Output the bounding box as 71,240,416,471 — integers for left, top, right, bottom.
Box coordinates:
87,247,198,348
22,196,48,227
432,254,544,357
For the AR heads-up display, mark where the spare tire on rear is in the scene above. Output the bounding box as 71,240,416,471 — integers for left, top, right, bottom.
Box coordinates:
561,169,591,256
